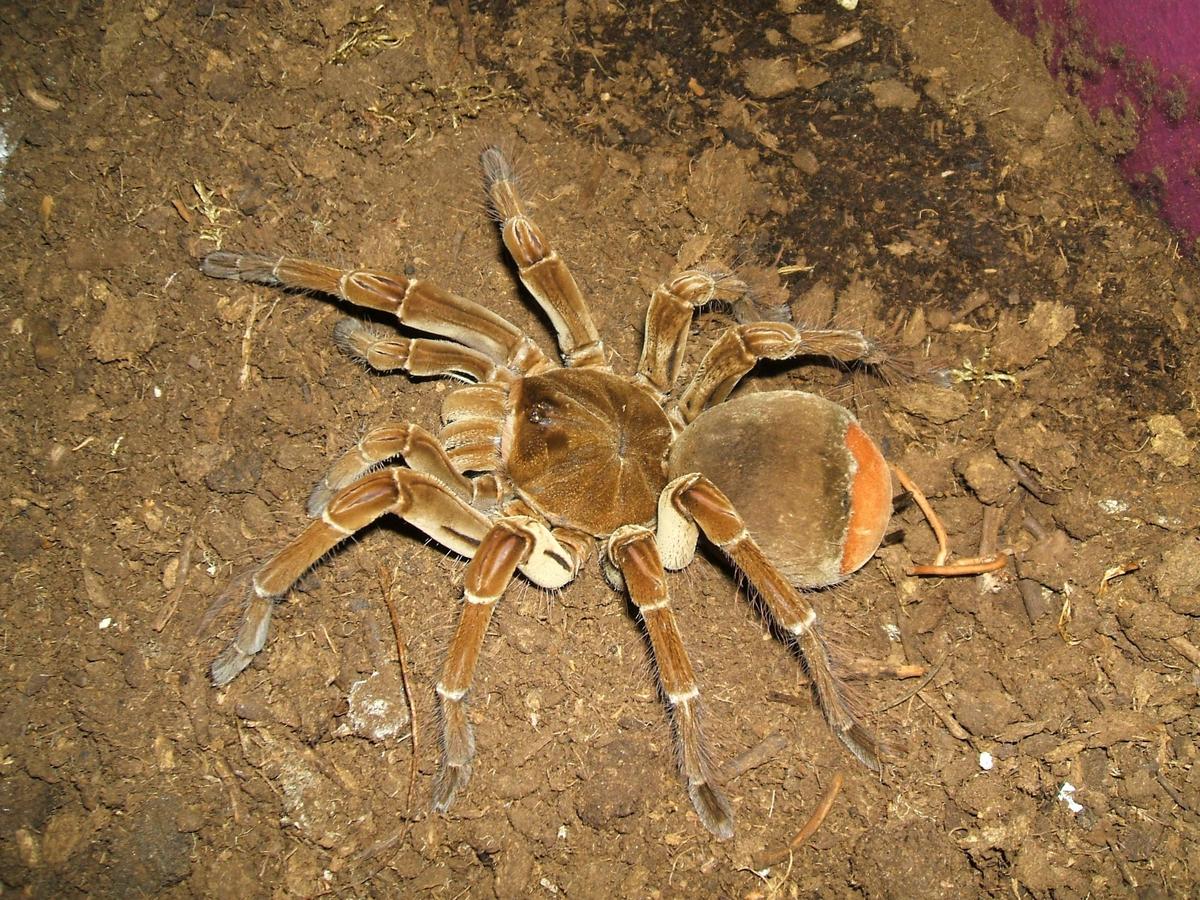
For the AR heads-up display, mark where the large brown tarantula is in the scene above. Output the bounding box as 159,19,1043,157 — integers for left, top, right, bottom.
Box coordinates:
200,148,893,838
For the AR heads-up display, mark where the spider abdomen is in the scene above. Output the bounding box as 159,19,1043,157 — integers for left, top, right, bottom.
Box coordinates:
503,368,672,536
669,391,892,588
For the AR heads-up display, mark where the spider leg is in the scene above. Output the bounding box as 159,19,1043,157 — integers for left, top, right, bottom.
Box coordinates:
305,422,474,517
201,249,551,376
635,269,749,396
439,383,511,506
212,468,488,686
658,474,881,771
306,346,512,516
333,317,516,386
211,470,581,687
482,148,607,369
607,525,735,840
434,517,587,812
439,416,503,475
675,322,887,424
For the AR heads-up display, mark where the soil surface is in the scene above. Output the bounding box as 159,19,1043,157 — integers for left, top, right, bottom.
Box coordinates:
2,1,1198,897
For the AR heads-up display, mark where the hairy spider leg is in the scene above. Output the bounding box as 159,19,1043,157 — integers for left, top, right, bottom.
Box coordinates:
607,525,736,840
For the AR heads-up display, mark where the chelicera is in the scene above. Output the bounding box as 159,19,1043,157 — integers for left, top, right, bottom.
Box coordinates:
201,148,895,839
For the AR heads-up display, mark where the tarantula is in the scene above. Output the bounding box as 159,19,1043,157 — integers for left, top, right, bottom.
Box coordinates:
200,148,893,839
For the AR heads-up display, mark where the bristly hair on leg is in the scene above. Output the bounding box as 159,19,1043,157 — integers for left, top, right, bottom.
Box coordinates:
864,330,917,387
674,698,735,839
200,250,282,284
332,317,393,367
480,143,530,223
730,263,794,325
195,565,257,639
480,145,516,188
795,624,885,772
211,590,274,686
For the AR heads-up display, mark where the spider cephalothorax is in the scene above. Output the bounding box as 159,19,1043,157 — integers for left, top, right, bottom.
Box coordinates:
505,368,672,535
200,147,891,839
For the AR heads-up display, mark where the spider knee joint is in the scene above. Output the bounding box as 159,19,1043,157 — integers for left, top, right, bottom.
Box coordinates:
788,608,818,636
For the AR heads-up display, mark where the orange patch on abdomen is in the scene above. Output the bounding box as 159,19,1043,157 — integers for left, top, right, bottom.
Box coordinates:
840,422,893,576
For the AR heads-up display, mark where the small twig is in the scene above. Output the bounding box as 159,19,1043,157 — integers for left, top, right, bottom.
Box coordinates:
751,772,844,871
1003,456,1061,504
909,554,1010,577
238,296,263,389
842,660,927,680
767,689,809,706
155,512,204,632
876,652,949,713
891,463,948,565
1017,576,1049,623
918,690,972,741
1057,585,1077,644
767,661,927,702
212,755,243,824
322,568,422,894
719,732,789,782
1155,770,1193,811
1167,636,1200,668
975,505,1004,591
1107,837,1139,888
377,565,418,814
978,505,1001,557
1016,515,1051,621
1022,515,1047,541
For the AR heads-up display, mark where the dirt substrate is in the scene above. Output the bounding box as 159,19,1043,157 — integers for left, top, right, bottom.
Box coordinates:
1,1,1198,896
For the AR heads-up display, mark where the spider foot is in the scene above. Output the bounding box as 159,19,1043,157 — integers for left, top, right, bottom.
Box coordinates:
433,693,477,812
689,779,735,841
200,250,280,283
837,720,882,773
211,643,254,687
432,762,472,813
210,592,273,686
332,317,372,358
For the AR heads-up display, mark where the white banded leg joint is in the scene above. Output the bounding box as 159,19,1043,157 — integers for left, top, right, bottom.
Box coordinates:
787,607,818,636
436,682,468,701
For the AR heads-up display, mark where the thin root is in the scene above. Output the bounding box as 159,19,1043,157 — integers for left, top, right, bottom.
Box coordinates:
909,554,1010,577
891,462,1012,577
719,731,789,782
1167,636,1200,669
155,512,204,632
890,462,948,565
751,771,844,871
376,565,419,815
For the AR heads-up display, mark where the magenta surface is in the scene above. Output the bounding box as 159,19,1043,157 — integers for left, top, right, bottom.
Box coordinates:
993,0,1200,243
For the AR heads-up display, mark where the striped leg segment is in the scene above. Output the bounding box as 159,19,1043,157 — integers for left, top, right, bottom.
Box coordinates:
433,517,587,811
333,318,516,386
432,521,530,811
306,422,475,517
661,475,881,770
636,269,748,396
677,322,886,423
439,416,504,475
482,148,606,369
607,525,735,840
211,468,491,687
201,249,550,375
